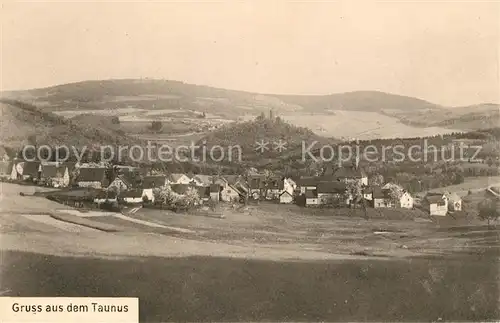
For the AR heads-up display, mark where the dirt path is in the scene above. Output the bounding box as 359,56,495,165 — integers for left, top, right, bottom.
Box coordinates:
18,214,101,233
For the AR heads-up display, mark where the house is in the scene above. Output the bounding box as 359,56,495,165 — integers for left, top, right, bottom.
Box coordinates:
141,176,168,203
191,174,213,187
167,173,192,185
305,189,319,206
424,193,448,216
264,176,282,199
40,164,69,187
283,177,297,195
119,189,144,204
317,182,348,206
399,191,414,209
22,161,41,181
445,192,462,212
210,184,220,202
196,186,211,202
297,176,320,195
0,161,13,179
372,187,394,208
10,160,23,180
216,175,247,202
94,190,118,204
76,168,108,189
279,191,294,204
108,172,142,193
248,175,265,199
332,166,368,186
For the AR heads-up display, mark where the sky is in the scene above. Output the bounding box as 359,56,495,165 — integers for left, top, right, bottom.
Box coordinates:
1,1,499,106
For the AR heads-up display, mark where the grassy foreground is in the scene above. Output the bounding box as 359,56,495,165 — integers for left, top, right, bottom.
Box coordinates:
1,251,498,322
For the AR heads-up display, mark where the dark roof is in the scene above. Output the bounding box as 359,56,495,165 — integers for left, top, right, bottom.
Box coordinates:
317,182,347,194
297,175,339,187
372,187,390,199
118,173,142,188
248,176,264,189
142,176,166,189
77,167,107,183
210,184,220,193
61,162,77,172
297,176,319,186
0,161,12,174
265,176,282,189
23,161,41,176
41,165,59,178
425,194,446,204
169,173,188,182
192,174,213,186
96,190,118,199
196,186,210,198
305,190,318,198
280,190,293,197
170,184,190,194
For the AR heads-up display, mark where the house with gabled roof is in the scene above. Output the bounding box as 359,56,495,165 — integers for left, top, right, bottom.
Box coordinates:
108,172,142,193
191,174,213,187
40,164,69,187
119,189,144,204
332,165,368,186
305,189,319,206
317,182,348,206
22,161,41,181
76,167,108,189
167,173,192,185
141,175,168,203
444,192,462,212
279,190,294,204
423,192,448,216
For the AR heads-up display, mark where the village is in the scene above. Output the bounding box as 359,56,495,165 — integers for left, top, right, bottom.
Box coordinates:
0,144,465,218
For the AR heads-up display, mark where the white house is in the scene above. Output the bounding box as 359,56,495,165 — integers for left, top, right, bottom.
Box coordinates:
445,192,462,212
279,191,294,204
120,189,144,204
424,193,448,216
191,174,213,187
399,191,414,209
167,173,192,185
305,189,319,206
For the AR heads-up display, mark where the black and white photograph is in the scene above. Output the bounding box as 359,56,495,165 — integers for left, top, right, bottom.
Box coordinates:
0,1,499,322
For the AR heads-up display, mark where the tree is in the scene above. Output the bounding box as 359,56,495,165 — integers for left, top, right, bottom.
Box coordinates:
151,121,163,132
385,184,404,202
111,116,120,124
369,174,384,187
478,198,500,228
346,181,363,209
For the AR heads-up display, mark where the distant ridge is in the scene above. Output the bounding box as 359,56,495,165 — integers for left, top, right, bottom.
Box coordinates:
2,78,498,131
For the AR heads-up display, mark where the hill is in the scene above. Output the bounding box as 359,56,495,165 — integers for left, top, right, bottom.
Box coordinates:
198,116,331,164
2,79,498,133
0,99,138,148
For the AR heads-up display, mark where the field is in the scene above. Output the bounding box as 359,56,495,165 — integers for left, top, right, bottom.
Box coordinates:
1,182,499,321
242,110,460,139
